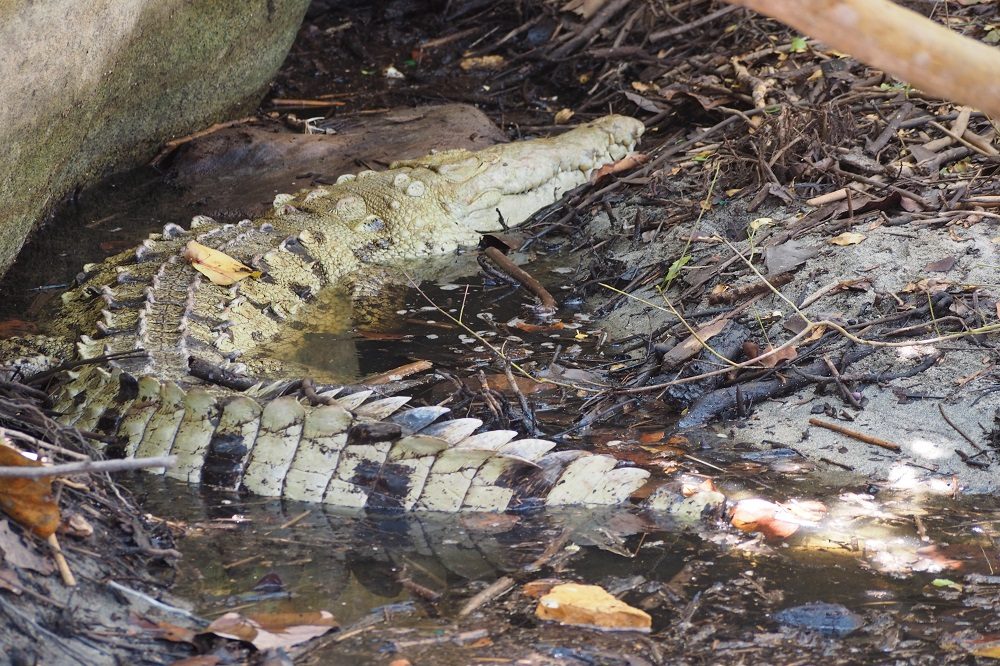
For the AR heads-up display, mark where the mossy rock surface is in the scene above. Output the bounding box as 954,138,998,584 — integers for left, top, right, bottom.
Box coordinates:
0,0,310,275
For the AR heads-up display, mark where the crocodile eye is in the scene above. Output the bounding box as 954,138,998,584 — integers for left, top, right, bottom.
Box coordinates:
359,216,385,233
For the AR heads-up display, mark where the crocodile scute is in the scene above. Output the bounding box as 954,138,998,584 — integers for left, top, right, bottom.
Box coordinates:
1,115,651,512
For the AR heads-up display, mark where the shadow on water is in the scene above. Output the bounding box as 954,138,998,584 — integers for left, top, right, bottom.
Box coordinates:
131,476,922,628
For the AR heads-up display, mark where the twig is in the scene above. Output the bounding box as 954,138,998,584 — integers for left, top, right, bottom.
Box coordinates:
938,403,983,452
0,428,90,461
47,534,75,587
808,418,901,452
278,510,312,530
150,117,257,166
458,577,516,617
482,247,557,311
650,4,740,42
106,581,203,621
0,455,176,478
823,355,862,409
707,272,793,305
364,360,433,385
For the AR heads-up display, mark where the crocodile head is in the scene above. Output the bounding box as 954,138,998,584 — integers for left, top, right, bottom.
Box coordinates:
267,115,645,277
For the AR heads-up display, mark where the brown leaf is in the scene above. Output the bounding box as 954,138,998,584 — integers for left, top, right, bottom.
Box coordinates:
829,231,866,246
168,657,222,666
132,614,198,644
763,239,818,275
730,498,824,541
0,442,61,538
523,578,563,598
0,319,38,337
61,513,94,538
509,319,565,333
0,567,21,593
590,152,649,183
924,256,957,272
459,55,505,71
561,0,606,19
204,611,338,651
756,344,798,368
731,499,799,540
536,583,651,632
182,241,261,286
660,319,729,370
553,108,575,124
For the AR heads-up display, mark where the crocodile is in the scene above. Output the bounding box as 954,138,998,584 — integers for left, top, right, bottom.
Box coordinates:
1,115,651,512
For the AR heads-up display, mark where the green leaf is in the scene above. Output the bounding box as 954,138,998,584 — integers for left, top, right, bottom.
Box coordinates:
790,37,808,53
663,254,692,286
931,578,963,591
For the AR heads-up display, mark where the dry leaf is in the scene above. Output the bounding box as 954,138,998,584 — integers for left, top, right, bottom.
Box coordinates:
167,657,222,666
61,513,94,538
590,152,649,183
623,91,666,113
0,567,21,594
829,232,866,246
764,239,819,274
561,0,606,19
459,55,505,71
554,108,575,124
924,256,957,272
731,499,799,540
204,611,338,651
132,613,198,644
730,498,824,541
523,578,563,598
183,241,261,286
660,319,729,369
0,442,61,538
536,583,651,632
757,344,798,368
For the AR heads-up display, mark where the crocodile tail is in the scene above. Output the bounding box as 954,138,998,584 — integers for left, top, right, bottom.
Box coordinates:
52,365,650,512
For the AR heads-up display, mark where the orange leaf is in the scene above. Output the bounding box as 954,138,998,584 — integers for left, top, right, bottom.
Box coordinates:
730,498,800,541
204,611,338,651
590,152,649,183
0,442,60,538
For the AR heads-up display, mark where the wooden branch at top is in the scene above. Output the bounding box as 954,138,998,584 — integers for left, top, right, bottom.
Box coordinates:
725,0,1000,117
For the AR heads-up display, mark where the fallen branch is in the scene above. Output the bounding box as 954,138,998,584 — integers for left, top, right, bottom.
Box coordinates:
808,417,901,453
725,0,1000,117
482,246,558,312
0,455,176,478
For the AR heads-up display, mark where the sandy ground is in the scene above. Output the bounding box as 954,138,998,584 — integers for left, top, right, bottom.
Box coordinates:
596,195,1000,494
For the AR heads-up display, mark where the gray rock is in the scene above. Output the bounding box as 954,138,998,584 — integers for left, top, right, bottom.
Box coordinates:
0,0,310,275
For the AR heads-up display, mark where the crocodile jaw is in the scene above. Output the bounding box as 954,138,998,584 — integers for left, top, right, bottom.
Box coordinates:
280,115,645,268
395,114,645,235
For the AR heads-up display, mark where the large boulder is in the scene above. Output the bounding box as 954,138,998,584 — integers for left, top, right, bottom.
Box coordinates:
0,0,310,276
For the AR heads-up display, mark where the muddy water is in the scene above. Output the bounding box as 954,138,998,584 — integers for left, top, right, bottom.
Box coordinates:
6,139,1000,661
